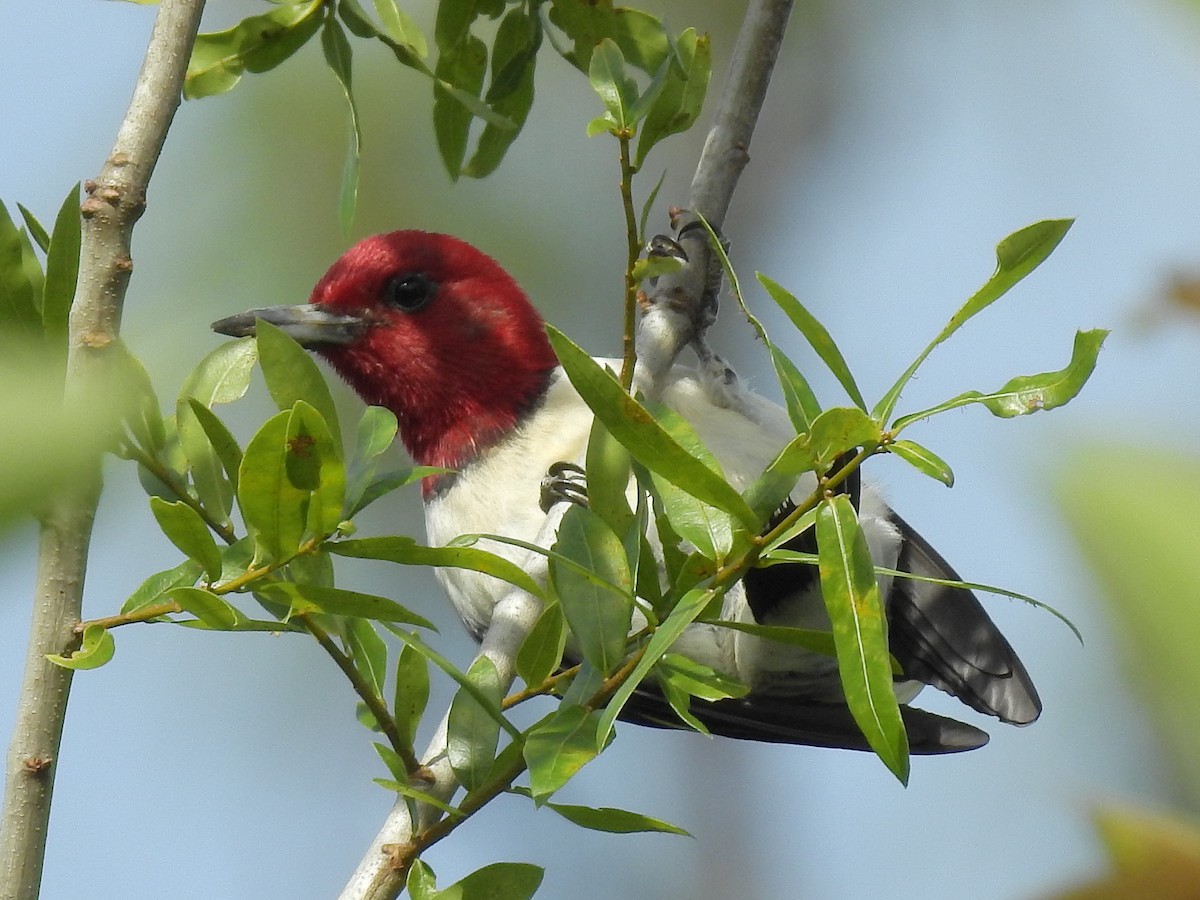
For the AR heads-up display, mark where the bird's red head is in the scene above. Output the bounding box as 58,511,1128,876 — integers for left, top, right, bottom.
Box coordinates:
307,231,559,479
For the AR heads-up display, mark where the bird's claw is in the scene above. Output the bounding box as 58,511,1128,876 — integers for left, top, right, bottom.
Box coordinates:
539,461,589,513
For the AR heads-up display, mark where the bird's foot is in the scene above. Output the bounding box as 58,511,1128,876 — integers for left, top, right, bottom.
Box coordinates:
539,461,589,513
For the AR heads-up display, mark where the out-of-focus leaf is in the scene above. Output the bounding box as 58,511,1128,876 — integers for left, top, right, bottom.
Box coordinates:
259,582,435,629
888,439,954,487
441,862,545,900
149,497,223,582
874,219,1075,424
525,703,604,802
41,183,81,351
256,318,342,448
548,327,757,529
0,202,40,344
447,655,503,790
552,504,633,675
320,18,361,233
180,338,259,407
542,799,690,836
329,536,545,599
185,1,323,99
817,494,908,784
635,29,710,166
46,624,113,670
238,410,307,562
433,5,487,180
355,406,397,461
548,0,669,73
894,328,1107,429
517,601,567,689
372,0,426,55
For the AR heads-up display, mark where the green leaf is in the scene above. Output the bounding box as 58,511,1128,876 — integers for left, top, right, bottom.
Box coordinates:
447,655,503,790
544,800,690,836
112,342,166,453
596,586,714,747
181,338,259,407
769,345,821,434
355,406,398,461
432,15,487,180
442,862,544,900
287,400,346,538
657,652,749,701
41,183,81,352
121,559,204,614
635,29,711,167
346,467,439,517
553,504,633,674
817,494,909,784
170,586,243,630
707,618,837,658
893,328,1106,429
186,398,243,492
547,326,758,529
149,497,224,582
259,582,435,630
517,601,567,689
329,536,545,599
185,1,323,99
407,859,438,900
394,641,430,748
238,410,308,562
347,617,388,698
0,201,40,345
177,399,235,526
47,624,114,670
805,406,881,465
256,318,342,448
759,274,866,411
372,0,427,55
548,0,669,73
888,439,954,487
16,204,50,253
873,219,1075,423
320,18,362,233
588,38,636,130
584,418,634,538
525,704,604,802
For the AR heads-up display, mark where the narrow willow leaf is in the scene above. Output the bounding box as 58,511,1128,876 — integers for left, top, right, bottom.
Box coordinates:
394,642,430,748
121,559,203,615
177,399,234,526
41,183,81,350
552,504,633,675
376,781,464,820
525,704,603,802
256,318,342,448
372,741,409,784
149,497,223,582
320,18,361,233
170,586,242,630
16,204,49,253
238,410,307,562
347,618,388,698
635,29,711,167
892,328,1107,430
759,274,866,411
584,414,634,539
596,587,714,747
447,656,503,790
444,863,544,900
47,624,114,670
186,398,243,491
432,17,487,180
329,536,545,599
180,338,259,407
346,467,442,518
888,439,954,487
770,345,821,434
0,201,40,342
707,618,837,658
547,327,757,529
873,219,1075,423
185,1,323,99
516,601,567,689
287,400,346,539
657,652,749,701
544,801,690,836
817,494,909,784
259,582,435,630
372,0,426,55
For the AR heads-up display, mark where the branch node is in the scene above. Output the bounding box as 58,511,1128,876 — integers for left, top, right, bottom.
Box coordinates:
20,758,52,778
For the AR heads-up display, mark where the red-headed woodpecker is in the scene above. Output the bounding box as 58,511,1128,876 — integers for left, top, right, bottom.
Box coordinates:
213,230,1041,754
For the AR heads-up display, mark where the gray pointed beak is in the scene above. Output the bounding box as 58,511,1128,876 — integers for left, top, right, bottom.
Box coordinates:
211,304,367,348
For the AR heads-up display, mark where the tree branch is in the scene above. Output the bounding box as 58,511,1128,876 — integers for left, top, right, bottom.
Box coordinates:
0,4,205,898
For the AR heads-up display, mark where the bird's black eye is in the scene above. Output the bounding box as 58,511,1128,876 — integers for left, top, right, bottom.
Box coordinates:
383,273,436,312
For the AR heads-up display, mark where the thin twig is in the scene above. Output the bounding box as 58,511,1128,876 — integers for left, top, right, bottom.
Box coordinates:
0,4,205,898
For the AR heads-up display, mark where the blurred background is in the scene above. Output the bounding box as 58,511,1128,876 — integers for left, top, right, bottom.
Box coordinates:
4,0,1200,897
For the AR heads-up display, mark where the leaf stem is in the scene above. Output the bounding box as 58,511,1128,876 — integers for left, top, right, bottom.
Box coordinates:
617,129,641,390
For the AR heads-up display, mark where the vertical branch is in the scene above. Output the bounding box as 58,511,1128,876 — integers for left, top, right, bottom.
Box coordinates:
0,3,205,899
